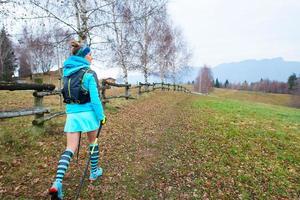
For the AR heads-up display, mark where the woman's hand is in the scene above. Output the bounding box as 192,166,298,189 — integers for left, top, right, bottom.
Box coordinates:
101,116,107,125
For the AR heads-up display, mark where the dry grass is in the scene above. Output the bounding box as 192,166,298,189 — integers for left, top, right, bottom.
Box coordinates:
187,85,294,108
1,91,299,199
212,88,293,107
1,75,299,199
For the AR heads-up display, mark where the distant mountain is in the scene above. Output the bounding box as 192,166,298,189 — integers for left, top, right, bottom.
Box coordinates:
98,57,300,84
212,57,300,83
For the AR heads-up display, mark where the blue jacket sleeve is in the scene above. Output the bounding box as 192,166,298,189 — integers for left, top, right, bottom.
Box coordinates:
88,74,105,122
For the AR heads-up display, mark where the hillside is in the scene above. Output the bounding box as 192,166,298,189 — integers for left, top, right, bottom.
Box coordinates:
1,89,299,199
183,58,300,83
212,88,294,107
213,57,300,83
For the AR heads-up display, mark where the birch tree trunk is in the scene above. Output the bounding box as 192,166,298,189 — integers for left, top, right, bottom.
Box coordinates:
74,0,88,42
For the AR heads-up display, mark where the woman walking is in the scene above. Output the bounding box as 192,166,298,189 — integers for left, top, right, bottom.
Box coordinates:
49,41,106,199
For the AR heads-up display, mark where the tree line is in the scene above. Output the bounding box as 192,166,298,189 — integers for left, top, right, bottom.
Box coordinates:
0,0,191,83
194,65,300,107
213,73,300,95
193,65,299,96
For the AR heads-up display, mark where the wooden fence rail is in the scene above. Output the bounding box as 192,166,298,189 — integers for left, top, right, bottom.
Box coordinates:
32,111,65,126
0,80,191,129
0,81,55,91
33,90,61,97
0,107,50,119
0,80,56,127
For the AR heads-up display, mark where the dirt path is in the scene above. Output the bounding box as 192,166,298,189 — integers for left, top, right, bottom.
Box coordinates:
0,91,194,199
90,92,192,199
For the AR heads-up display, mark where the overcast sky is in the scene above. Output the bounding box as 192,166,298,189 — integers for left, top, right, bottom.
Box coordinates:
168,0,300,67
3,0,300,79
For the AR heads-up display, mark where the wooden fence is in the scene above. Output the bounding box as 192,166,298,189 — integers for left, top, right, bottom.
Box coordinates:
0,79,191,128
0,80,59,126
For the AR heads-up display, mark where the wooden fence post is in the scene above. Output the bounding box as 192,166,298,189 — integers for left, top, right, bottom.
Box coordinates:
125,82,129,100
101,80,107,107
33,77,44,130
138,82,142,96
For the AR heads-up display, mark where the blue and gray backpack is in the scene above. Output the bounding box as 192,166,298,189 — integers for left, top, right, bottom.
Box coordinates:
61,68,99,104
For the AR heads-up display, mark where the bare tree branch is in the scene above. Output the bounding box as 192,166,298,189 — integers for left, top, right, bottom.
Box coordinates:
29,0,79,34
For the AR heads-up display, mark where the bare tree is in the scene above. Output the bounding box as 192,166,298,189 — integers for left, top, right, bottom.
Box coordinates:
194,65,214,94
133,0,167,83
7,0,193,86
0,27,17,81
147,6,192,84
4,0,114,46
16,26,70,79
17,0,170,77
107,0,136,83
16,46,32,78
16,26,56,74
31,33,54,73
241,80,249,90
15,27,33,78
53,28,72,83
0,0,12,16
168,27,191,84
152,6,173,82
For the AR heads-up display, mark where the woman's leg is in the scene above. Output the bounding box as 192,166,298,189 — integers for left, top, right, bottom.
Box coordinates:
87,129,102,179
54,132,80,183
87,129,97,143
49,132,80,198
66,132,81,153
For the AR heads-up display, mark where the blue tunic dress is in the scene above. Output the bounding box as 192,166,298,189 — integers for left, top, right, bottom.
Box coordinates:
62,56,105,133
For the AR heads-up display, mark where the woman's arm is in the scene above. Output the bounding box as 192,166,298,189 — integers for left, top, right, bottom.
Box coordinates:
88,73,105,122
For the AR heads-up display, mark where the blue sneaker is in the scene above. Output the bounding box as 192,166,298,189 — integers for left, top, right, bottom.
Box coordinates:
49,181,63,200
89,167,103,181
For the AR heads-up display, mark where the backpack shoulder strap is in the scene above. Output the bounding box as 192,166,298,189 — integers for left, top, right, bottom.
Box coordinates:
82,69,99,88
80,68,90,84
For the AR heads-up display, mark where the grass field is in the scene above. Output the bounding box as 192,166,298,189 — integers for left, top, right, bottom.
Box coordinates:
212,88,294,107
0,88,299,199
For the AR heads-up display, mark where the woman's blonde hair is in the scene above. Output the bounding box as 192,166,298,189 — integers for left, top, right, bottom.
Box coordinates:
70,40,81,55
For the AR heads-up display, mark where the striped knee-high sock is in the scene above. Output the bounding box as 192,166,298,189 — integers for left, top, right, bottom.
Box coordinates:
89,144,99,173
55,149,74,182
